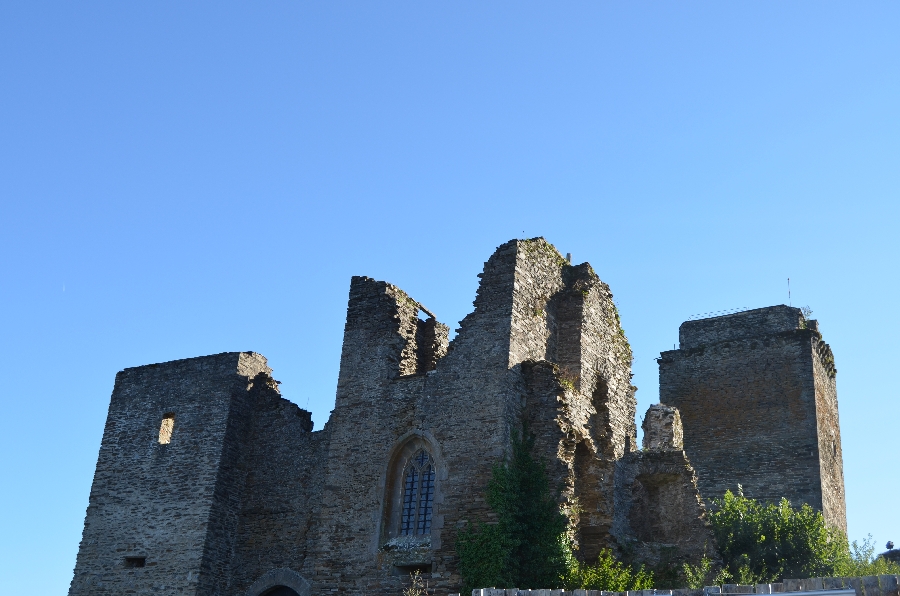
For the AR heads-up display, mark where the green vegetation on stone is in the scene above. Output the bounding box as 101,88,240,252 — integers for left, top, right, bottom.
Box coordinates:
686,487,900,585
456,421,568,594
457,420,651,593
564,548,653,591
457,437,899,593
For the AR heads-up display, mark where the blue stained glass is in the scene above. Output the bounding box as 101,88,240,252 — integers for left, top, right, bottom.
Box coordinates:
400,467,418,535
399,450,436,536
417,465,435,534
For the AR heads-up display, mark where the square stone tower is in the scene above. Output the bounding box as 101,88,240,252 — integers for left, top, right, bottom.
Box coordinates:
658,305,846,532
67,352,280,595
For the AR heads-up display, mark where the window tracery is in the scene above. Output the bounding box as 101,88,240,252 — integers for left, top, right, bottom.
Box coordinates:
400,449,434,535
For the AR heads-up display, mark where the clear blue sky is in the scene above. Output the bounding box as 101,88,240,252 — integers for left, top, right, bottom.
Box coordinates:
2,3,898,592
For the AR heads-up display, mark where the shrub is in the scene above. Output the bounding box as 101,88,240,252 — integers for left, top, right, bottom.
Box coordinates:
564,547,653,591
707,487,900,583
708,487,844,582
834,535,900,577
403,570,431,596
682,554,759,587
456,419,654,593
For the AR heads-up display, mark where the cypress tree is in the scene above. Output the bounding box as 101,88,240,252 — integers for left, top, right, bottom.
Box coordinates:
457,420,568,592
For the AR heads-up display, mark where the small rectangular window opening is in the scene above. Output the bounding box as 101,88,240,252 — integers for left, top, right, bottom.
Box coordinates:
395,563,430,575
124,556,146,568
158,413,175,444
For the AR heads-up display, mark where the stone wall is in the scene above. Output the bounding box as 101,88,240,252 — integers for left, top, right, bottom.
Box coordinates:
305,238,639,593
472,574,900,596
512,244,637,562
225,377,324,594
612,404,714,568
658,306,846,532
612,449,714,568
807,321,846,533
68,352,273,596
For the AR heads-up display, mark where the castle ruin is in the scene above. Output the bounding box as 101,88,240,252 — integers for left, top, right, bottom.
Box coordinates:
67,238,845,596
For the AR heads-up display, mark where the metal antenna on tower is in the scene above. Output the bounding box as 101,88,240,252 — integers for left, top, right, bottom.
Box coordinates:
788,278,791,306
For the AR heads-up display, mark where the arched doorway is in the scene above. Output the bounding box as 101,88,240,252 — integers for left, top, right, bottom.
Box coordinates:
262,587,300,596
246,568,309,596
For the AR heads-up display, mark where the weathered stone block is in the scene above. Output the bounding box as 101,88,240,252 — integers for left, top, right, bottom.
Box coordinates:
879,575,900,596
800,578,824,591
864,576,883,596
846,577,864,596
642,404,684,451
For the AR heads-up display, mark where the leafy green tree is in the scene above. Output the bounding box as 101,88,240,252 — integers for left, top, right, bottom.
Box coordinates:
456,421,568,593
834,535,900,577
682,556,715,589
691,492,900,586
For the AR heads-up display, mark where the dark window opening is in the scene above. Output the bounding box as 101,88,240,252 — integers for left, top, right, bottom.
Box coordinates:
262,587,301,596
124,556,146,568
400,449,435,536
395,563,431,575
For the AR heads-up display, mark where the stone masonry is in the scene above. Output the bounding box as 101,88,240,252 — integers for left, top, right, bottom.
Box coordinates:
641,405,683,452
658,306,846,532
612,404,713,569
68,240,843,596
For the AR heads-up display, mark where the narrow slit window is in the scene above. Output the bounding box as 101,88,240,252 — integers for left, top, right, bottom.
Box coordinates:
124,556,146,568
400,449,435,536
158,413,175,444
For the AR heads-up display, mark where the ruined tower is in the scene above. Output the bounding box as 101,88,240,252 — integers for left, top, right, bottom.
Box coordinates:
658,305,847,532
66,352,304,595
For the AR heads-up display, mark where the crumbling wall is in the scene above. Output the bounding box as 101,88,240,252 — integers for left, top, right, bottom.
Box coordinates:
417,315,450,373
306,238,640,594
225,375,323,595
642,404,683,451
613,404,713,569
306,276,434,594
308,241,535,595
511,240,636,563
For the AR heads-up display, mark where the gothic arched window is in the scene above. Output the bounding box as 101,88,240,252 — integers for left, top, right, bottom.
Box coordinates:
400,449,435,535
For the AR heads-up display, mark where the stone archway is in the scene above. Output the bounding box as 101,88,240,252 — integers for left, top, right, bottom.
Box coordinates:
246,568,310,596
